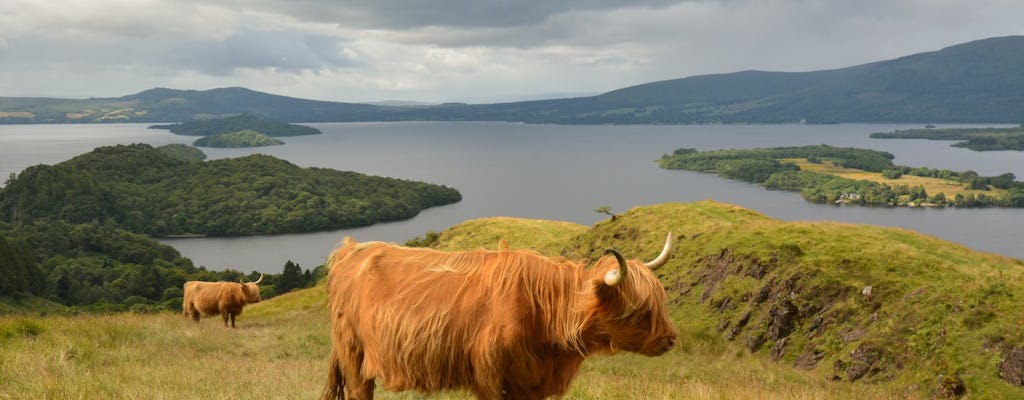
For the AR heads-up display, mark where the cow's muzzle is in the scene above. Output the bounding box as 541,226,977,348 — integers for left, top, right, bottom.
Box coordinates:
645,335,676,356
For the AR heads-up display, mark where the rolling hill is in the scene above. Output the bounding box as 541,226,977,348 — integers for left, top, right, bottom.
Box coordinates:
3,201,1023,398
1,36,1023,124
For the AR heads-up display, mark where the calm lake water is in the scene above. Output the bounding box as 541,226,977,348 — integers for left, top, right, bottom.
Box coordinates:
1,122,1021,273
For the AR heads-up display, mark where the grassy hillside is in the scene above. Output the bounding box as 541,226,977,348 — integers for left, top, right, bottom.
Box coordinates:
0,87,396,124
3,201,1023,398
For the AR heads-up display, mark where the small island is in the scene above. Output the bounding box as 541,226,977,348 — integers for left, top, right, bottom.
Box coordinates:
659,145,1024,207
192,129,284,148
149,114,321,148
870,125,1024,151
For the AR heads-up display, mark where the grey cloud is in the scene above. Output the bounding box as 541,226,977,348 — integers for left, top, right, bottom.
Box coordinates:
218,0,684,29
193,30,357,74
0,29,355,76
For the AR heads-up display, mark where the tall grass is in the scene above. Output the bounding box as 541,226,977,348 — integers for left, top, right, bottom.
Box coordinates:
0,289,329,399
0,299,909,399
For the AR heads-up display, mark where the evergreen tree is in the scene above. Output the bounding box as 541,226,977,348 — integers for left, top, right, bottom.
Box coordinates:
278,261,303,294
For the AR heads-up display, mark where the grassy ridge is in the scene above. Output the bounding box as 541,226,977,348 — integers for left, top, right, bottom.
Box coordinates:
3,201,1023,398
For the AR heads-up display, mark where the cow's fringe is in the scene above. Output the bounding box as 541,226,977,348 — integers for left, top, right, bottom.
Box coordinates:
321,349,345,400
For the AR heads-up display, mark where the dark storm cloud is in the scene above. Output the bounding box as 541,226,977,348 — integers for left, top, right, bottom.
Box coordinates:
218,0,684,29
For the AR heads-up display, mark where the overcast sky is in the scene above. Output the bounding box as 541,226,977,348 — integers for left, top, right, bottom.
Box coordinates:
2,0,1021,103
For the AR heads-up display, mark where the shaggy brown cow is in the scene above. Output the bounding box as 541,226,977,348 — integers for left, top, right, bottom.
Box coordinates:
182,274,263,328
323,233,677,400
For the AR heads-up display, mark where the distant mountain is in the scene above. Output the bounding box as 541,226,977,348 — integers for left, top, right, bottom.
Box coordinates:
1,36,1022,124
0,87,397,124
427,35,1024,124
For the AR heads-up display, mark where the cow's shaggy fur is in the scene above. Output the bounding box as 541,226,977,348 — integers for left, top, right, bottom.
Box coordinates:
323,236,676,400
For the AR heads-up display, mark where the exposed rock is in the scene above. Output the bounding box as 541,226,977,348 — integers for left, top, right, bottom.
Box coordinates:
752,278,774,305
767,299,799,340
726,310,752,340
745,332,765,352
846,343,883,382
794,343,824,370
830,359,847,381
1000,347,1024,386
770,338,788,361
842,328,866,343
807,315,825,338
931,373,966,399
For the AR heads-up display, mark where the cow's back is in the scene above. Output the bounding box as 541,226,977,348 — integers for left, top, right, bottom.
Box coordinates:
326,239,584,395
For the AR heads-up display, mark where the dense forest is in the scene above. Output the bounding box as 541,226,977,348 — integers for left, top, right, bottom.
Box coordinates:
192,129,284,147
154,143,207,161
148,113,322,137
0,142,459,312
0,144,462,236
659,145,1024,207
0,219,320,312
870,125,1024,151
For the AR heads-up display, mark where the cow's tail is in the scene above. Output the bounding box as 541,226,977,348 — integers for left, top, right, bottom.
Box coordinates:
321,348,345,400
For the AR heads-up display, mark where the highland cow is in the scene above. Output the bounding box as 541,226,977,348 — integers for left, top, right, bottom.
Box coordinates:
323,233,677,399
182,274,263,328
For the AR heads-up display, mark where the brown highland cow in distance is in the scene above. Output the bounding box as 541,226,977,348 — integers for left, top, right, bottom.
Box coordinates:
182,274,263,328
323,233,677,400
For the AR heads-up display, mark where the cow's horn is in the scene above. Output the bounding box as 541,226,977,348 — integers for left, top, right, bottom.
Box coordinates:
643,232,673,271
603,248,628,286
253,273,264,285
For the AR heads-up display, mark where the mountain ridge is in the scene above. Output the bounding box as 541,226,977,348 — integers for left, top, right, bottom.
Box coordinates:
1,35,1022,124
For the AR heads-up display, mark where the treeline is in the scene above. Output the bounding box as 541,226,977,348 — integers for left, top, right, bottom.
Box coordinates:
0,220,321,312
148,113,321,137
659,145,1024,207
870,125,1024,151
662,145,896,173
0,143,462,236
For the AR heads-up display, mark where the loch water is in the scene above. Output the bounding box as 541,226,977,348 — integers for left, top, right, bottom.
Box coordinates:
1,122,1021,273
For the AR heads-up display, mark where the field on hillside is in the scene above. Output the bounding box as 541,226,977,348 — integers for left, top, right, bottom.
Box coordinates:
3,201,1024,399
790,159,1001,199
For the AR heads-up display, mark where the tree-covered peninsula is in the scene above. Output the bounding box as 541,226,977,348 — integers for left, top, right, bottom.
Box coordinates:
870,125,1024,151
659,145,1024,207
0,143,462,236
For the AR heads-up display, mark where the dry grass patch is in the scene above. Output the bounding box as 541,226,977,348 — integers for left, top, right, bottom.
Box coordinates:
790,159,1001,198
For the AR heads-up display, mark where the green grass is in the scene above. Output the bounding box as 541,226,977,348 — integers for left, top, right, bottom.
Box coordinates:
2,201,1023,399
0,294,905,400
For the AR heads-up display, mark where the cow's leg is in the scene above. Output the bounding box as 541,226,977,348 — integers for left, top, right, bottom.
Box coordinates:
230,313,237,328
344,379,374,400
470,348,504,400
184,303,199,321
338,349,373,400
333,320,374,399
221,311,230,327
